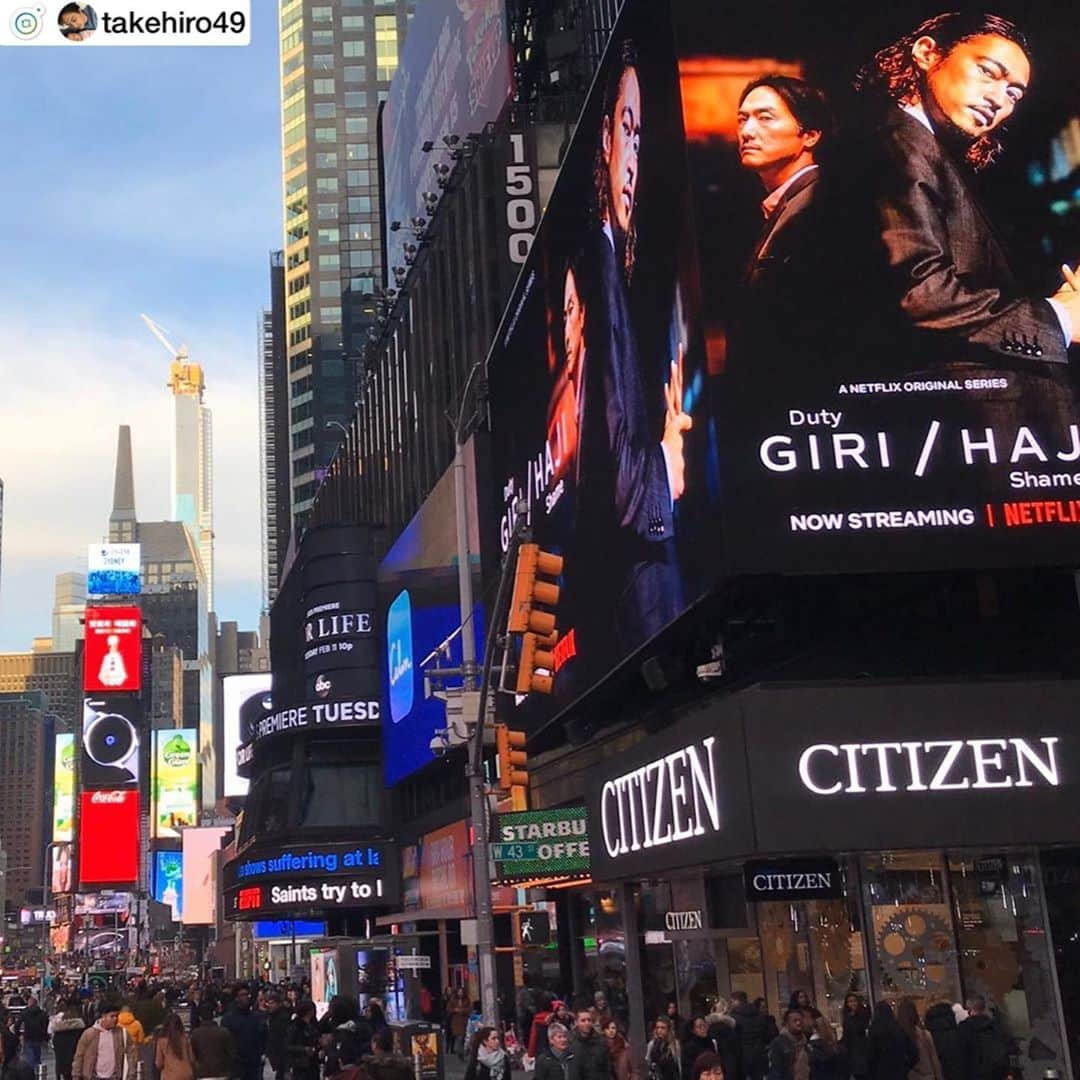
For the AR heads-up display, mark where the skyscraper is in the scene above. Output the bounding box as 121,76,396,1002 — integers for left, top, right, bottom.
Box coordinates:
260,250,291,609
279,0,412,532
51,572,87,653
0,477,5,596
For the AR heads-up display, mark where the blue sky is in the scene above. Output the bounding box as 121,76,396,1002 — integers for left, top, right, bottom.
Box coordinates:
0,10,283,649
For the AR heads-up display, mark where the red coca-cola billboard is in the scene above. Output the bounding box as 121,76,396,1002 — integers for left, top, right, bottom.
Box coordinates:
83,606,142,693
78,790,139,886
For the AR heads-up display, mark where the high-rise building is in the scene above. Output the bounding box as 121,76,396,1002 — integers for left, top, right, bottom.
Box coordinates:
260,251,291,609
0,691,51,904
0,652,79,733
0,476,4,596
51,571,87,653
279,0,413,532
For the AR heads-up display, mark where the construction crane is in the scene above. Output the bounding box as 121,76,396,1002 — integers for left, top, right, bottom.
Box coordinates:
140,313,203,397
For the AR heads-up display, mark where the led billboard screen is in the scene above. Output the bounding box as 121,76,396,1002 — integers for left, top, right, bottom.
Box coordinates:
51,843,73,894
381,0,513,280
53,733,75,842
86,543,140,596
78,790,139,887
222,673,271,797
153,850,183,920
83,606,142,693
82,696,141,789
182,826,229,925
152,728,199,838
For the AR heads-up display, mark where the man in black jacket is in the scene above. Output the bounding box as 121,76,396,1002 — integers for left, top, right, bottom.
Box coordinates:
568,1011,610,1080
731,993,771,1080
536,1022,574,1080
958,997,1009,1080
20,997,49,1068
264,994,291,1080
221,987,266,1080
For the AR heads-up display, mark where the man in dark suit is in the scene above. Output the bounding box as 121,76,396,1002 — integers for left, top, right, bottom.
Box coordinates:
575,38,692,658
853,11,1080,377
729,75,839,387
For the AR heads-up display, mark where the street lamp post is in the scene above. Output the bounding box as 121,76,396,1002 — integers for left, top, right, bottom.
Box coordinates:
41,842,56,1001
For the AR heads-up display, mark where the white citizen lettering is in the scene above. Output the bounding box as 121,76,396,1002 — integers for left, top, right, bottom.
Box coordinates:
687,737,720,836
1012,737,1060,787
799,744,842,795
601,781,620,859
650,757,672,846
839,744,867,793
969,739,1013,789
927,741,970,790
667,750,694,841
862,742,904,792
900,742,929,791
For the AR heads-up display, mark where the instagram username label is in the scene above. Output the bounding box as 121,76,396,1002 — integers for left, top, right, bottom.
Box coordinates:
3,2,251,45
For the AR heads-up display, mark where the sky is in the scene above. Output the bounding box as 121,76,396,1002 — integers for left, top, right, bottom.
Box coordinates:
0,9,282,649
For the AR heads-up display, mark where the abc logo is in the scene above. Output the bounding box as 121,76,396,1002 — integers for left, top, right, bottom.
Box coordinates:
10,6,44,39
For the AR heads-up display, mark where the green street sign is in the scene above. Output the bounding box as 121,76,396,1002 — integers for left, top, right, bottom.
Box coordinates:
491,807,589,880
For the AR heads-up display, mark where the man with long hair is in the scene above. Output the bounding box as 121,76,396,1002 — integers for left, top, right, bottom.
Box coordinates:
853,11,1080,371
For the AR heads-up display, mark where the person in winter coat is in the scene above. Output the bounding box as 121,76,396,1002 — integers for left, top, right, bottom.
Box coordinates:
529,999,557,1060
841,996,872,1080
807,1016,847,1080
222,987,267,1080
867,1003,917,1080
464,1028,508,1080
20,997,49,1068
49,997,86,1080
731,993,770,1080
646,1018,682,1080
117,1007,148,1047
71,1003,139,1080
924,1003,965,1080
705,1000,741,1080
537,1022,575,1080
287,1002,322,1080
569,1010,611,1080
155,1014,196,1080
602,1019,639,1080
896,999,942,1080
447,992,471,1060
265,994,292,1080
766,1009,807,1080
691,1052,726,1080
190,1003,237,1080
682,1018,717,1080
958,998,1009,1080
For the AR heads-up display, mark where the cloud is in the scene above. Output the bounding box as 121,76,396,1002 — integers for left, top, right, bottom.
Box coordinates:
0,308,263,651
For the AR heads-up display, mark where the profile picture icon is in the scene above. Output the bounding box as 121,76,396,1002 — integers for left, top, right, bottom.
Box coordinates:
58,2,96,41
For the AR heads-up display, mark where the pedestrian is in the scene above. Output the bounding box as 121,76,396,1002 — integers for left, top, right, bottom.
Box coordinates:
666,1005,683,1042
19,997,48,1068
362,1029,411,1080
464,1028,507,1080
923,1003,964,1080
729,992,770,1080
190,1002,236,1080
807,1017,846,1080
601,1019,638,1080
221,987,266,1080
71,1002,139,1080
287,1001,322,1080
536,1022,575,1080
787,995,819,1023
682,1018,716,1079
591,994,610,1028
50,996,87,1080
957,998,1009,1080
841,996,871,1080
569,1009,611,1080
691,1052,726,1080
328,1037,369,1080
646,1018,682,1080
895,999,941,1080
705,1001,740,1080
265,993,292,1080
448,991,470,1060
155,1014,196,1080
867,1003,917,1080
529,997,557,1061
766,1010,807,1080
117,1005,148,1048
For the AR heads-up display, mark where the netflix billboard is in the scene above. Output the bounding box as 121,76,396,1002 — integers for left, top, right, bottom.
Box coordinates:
78,790,139,887
83,606,142,693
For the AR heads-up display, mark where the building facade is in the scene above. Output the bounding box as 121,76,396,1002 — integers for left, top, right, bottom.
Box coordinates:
0,651,79,733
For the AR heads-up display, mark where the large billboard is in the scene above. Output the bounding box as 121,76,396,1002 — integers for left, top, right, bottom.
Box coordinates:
83,606,142,693
486,0,1080,721
181,826,229,926
86,543,140,597
381,0,513,279
153,850,183,920
53,733,75,842
222,674,271,798
152,728,199,838
82,696,141,789
78,790,140,887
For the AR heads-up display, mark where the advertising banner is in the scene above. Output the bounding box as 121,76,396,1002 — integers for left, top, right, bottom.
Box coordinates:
83,606,142,692
82,696,141,789
78,790,139,886
53,733,75,842
418,821,473,917
492,807,589,881
381,0,513,279
51,843,73,894
153,729,199,838
181,826,229,925
153,850,183,920
486,0,1080,726
86,543,140,596
222,673,271,797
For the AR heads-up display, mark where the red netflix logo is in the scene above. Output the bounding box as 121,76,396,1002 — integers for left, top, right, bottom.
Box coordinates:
83,606,142,693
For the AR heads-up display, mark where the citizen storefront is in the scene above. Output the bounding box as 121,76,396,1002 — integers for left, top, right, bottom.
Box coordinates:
586,680,1080,1079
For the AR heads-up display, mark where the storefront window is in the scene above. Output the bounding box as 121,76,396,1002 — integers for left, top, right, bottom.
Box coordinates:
639,881,677,1022
861,851,961,1011
950,852,1067,1079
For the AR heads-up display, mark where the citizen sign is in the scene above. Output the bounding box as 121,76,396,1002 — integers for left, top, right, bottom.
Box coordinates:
601,737,720,859
798,738,1061,795
665,910,703,931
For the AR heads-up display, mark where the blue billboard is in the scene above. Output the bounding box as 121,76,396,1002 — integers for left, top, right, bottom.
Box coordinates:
152,850,182,920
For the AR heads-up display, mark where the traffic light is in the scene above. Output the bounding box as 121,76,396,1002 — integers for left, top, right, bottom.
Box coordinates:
507,544,563,635
496,724,528,810
517,629,557,695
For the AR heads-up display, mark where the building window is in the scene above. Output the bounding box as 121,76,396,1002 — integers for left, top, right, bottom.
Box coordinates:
315,152,338,169
281,27,301,51
343,40,365,57
349,223,373,242
311,5,332,21
341,15,364,29
347,196,372,214
349,250,374,269
316,203,338,220
346,169,370,187
344,116,368,135
375,15,399,81
315,177,338,193
312,53,335,70
312,29,334,45
284,147,305,171
349,276,374,295
318,254,341,269
282,53,303,78
344,92,368,109
317,227,340,244
314,102,336,119
344,66,368,83
320,306,343,325
313,78,335,95
319,280,342,298
315,126,337,142
345,144,369,162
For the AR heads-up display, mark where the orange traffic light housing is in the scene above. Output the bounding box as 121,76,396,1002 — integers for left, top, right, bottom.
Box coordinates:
507,544,563,635
496,723,528,796
516,631,557,695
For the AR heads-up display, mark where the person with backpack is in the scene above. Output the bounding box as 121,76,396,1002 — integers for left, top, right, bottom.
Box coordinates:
958,998,1009,1080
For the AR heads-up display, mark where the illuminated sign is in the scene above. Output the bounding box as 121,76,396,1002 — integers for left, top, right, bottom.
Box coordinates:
86,544,140,596
83,606,142,693
78,790,139,886
53,734,75,842
181,826,230,926
222,673,272,797
152,729,199,837
82,697,141,789
237,887,262,911
743,859,842,902
225,876,390,918
492,808,589,880
223,842,388,889
51,844,73,894
302,601,373,665
664,910,703,932
153,851,183,920
387,590,414,724
245,699,380,744
797,738,1061,796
